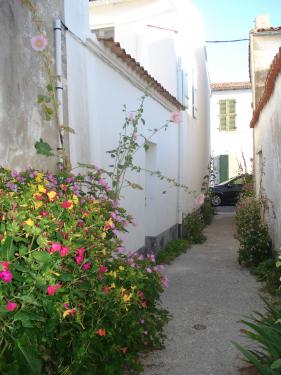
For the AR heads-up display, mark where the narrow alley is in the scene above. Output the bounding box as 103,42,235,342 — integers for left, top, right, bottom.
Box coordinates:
141,211,265,375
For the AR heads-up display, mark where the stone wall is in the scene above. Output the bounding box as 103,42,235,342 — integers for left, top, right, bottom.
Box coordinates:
0,0,65,171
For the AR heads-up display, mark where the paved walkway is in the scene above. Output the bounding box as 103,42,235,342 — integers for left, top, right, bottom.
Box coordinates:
141,212,264,375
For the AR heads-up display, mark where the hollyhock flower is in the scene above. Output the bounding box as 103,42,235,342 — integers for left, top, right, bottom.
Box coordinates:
162,276,169,289
96,328,106,336
195,193,205,207
60,246,69,257
31,34,48,51
146,267,152,273
170,111,181,124
6,301,17,312
47,283,62,295
61,200,73,209
0,270,13,283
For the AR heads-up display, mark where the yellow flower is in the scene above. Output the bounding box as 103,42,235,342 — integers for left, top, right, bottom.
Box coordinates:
35,173,44,182
47,191,57,201
119,266,125,271
25,219,34,227
108,271,117,278
122,293,133,303
100,232,106,239
63,309,72,318
110,283,116,289
34,201,43,210
38,185,46,194
72,195,79,205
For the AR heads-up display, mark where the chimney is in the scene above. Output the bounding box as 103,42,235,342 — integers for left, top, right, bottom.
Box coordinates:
255,14,270,29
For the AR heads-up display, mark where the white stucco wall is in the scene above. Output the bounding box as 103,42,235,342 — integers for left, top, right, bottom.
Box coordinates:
254,73,281,249
90,0,211,216
65,0,180,251
210,88,253,183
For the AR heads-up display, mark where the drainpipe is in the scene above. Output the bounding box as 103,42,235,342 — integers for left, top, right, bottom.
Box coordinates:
176,60,183,238
54,18,64,148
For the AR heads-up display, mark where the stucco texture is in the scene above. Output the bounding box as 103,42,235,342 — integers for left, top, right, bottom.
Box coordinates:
0,0,65,171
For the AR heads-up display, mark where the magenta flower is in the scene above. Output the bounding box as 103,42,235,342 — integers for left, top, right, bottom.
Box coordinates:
47,283,62,295
31,34,48,51
75,255,84,265
1,261,9,271
195,193,205,207
99,265,108,274
83,262,91,271
170,111,181,124
98,178,108,188
31,34,48,52
49,242,61,253
60,246,69,257
0,270,13,283
6,301,17,312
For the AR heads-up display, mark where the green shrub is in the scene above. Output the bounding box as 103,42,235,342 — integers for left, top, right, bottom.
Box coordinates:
0,168,169,374
254,259,281,296
235,301,281,375
236,196,272,267
156,240,190,265
182,211,206,244
200,198,215,225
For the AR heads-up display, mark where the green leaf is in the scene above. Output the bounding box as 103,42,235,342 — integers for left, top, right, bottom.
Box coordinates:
271,359,281,369
16,333,42,374
34,138,54,157
32,251,51,265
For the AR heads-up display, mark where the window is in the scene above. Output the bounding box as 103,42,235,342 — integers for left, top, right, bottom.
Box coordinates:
177,59,189,108
219,99,236,131
192,68,198,118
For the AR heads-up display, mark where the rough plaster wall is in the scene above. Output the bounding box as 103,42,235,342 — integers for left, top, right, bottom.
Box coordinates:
0,0,65,171
252,34,281,107
254,73,281,249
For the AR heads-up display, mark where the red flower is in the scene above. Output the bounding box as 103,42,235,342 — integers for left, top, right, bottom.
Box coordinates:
96,328,106,336
61,200,73,209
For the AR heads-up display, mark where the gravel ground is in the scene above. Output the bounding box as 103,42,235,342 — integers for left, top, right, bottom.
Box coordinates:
140,212,265,375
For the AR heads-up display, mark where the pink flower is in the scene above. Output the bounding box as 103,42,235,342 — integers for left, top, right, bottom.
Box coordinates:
1,261,9,271
140,319,145,324
60,246,69,257
75,255,84,265
6,301,17,312
99,266,108,274
61,200,73,209
146,267,152,273
83,262,91,271
47,283,62,295
0,270,13,283
49,242,61,253
162,276,169,289
98,178,108,188
143,331,148,336
31,35,48,52
195,193,205,207
170,111,181,124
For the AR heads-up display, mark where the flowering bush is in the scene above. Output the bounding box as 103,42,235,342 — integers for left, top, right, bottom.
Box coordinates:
0,168,169,374
236,195,272,267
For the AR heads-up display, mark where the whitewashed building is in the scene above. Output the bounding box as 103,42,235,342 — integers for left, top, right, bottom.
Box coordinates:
210,82,253,184
87,0,211,250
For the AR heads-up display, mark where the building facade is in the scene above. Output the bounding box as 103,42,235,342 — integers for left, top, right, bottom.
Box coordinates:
210,82,253,184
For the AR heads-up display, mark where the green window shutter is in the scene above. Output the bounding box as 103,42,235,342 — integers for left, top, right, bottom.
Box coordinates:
219,99,236,131
219,155,229,182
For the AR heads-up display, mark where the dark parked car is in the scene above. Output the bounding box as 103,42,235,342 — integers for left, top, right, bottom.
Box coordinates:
210,175,248,206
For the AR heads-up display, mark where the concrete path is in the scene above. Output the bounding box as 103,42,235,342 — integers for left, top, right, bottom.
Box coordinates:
141,212,265,375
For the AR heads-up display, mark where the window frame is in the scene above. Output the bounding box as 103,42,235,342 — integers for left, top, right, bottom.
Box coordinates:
218,99,237,131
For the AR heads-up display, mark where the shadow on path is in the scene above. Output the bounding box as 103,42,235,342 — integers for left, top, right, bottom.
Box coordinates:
141,212,264,375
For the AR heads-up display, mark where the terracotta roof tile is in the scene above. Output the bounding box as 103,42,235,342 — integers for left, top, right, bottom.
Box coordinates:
250,47,281,128
98,38,185,110
255,26,281,32
211,82,251,91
